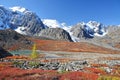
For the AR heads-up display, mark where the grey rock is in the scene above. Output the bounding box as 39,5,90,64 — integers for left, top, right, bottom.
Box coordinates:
0,47,13,58
0,29,32,50
39,28,73,41
70,21,107,39
70,23,84,38
70,22,120,50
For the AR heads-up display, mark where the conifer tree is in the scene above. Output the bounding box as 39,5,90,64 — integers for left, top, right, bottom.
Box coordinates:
30,43,38,59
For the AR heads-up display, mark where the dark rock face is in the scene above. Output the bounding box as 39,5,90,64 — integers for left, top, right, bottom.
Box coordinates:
71,25,95,39
70,24,95,39
0,6,46,36
0,29,22,41
10,12,46,35
0,29,32,50
0,6,11,29
0,47,13,58
39,28,73,41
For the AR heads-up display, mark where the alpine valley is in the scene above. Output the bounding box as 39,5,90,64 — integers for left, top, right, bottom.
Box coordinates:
0,6,120,80
0,6,120,50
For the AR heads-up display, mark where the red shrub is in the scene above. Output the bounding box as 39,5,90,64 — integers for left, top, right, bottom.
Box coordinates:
0,67,59,80
60,71,99,80
84,67,106,75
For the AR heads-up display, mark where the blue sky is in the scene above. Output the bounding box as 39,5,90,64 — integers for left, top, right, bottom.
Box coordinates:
0,0,120,25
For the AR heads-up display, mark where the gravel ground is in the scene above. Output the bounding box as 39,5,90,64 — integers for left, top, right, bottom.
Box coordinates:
11,50,120,64
39,51,120,63
1,50,120,72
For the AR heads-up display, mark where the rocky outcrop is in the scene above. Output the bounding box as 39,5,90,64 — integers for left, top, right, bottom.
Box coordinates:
0,29,32,50
70,23,84,38
38,28,73,41
9,60,88,71
0,47,13,58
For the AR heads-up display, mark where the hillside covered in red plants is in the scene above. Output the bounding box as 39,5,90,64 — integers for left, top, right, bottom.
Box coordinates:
30,39,120,54
0,58,120,80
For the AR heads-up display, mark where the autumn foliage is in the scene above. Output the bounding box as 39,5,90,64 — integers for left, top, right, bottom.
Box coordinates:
60,71,99,80
0,66,58,80
1,61,120,80
84,67,106,75
30,39,120,54
0,66,99,80
6,55,29,59
30,43,39,59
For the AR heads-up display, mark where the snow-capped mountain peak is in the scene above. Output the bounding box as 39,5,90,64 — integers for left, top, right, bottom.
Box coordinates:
0,6,45,35
42,19,72,30
42,19,62,28
85,21,107,37
0,6,111,42
42,19,108,41
9,6,28,13
86,21,101,29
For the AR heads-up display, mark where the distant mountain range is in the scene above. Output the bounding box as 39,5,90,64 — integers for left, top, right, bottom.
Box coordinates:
0,6,120,50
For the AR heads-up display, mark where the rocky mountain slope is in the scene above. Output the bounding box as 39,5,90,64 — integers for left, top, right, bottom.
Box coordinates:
0,6,73,41
0,29,32,50
71,23,120,50
0,47,13,58
1,29,119,54
43,19,120,50
38,28,73,41
0,5,120,51
30,39,120,54
70,21,107,40
0,6,46,36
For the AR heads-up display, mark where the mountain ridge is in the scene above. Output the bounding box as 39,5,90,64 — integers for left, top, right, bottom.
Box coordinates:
0,6,120,51
0,5,46,35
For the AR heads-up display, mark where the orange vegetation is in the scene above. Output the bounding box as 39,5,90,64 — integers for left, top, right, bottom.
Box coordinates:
8,42,31,51
84,67,106,75
40,58,72,63
0,61,120,80
91,64,108,67
6,55,30,60
114,43,120,49
60,71,99,80
0,65,100,80
0,66,58,80
102,57,120,60
30,39,120,54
